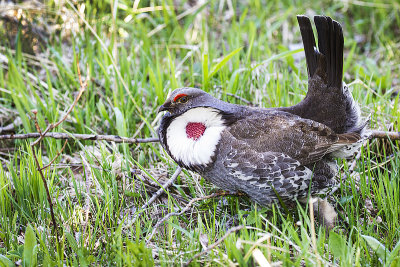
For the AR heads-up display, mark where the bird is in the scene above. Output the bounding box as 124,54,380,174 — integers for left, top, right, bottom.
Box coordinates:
157,15,366,225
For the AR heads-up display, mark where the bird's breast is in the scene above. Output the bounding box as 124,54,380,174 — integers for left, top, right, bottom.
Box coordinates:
165,107,227,168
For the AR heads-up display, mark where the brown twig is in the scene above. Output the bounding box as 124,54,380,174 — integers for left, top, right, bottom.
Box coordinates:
31,124,52,146
146,191,238,244
184,225,244,266
39,140,68,171
125,167,182,229
29,61,89,242
54,66,87,129
368,130,400,140
2,130,397,144
140,167,182,211
30,129,60,242
31,62,88,147
0,132,159,143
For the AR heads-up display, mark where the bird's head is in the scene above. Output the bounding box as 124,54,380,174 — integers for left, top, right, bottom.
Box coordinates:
158,87,216,116
158,87,229,170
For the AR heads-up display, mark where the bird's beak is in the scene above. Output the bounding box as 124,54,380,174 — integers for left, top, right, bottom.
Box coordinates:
158,101,172,112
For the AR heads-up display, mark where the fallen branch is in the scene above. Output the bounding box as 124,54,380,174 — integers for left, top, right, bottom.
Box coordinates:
184,225,244,266
125,167,182,229
0,117,22,133
146,191,240,244
140,167,182,211
1,130,397,144
0,132,159,143
368,130,400,140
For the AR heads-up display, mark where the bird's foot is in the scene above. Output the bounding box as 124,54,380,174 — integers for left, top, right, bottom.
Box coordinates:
313,198,337,231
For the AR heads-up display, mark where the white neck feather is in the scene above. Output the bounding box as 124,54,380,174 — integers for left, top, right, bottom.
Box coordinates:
166,107,226,167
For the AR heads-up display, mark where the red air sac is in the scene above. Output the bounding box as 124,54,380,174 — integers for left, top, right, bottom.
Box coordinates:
186,122,206,140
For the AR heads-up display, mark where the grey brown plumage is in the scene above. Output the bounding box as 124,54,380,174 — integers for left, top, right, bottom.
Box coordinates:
158,90,365,206
204,111,360,205
157,15,366,207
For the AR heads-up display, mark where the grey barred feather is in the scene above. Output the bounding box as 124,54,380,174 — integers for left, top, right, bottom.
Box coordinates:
219,132,313,204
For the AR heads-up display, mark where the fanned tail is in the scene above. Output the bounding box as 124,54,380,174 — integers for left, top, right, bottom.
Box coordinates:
284,15,364,135
297,15,344,90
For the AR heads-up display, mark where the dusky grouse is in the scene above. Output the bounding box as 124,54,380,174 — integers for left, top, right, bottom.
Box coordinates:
158,16,366,215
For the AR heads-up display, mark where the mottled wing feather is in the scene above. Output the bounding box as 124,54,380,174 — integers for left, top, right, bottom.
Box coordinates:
228,112,339,165
222,137,312,202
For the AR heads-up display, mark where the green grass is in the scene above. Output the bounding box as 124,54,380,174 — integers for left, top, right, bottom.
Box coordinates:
0,0,400,266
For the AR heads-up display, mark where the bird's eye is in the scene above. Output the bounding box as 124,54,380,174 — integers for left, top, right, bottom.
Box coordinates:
179,96,188,103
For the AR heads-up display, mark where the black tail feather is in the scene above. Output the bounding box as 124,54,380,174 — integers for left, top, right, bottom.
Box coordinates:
297,15,318,77
314,15,344,89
